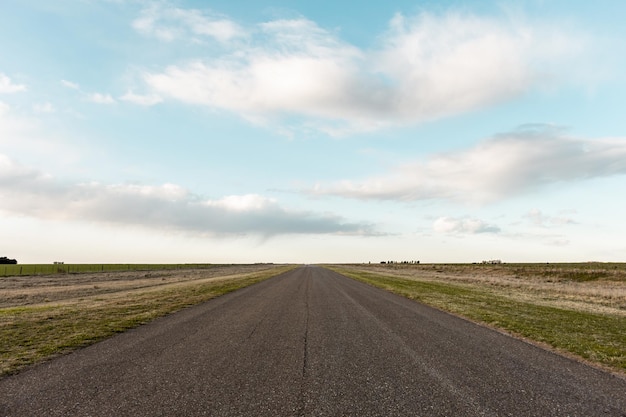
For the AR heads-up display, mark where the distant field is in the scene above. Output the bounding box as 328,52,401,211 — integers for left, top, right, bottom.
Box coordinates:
0,264,296,376
0,263,218,277
326,262,626,375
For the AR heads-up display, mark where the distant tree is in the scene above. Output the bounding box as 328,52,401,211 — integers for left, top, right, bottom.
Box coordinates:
0,256,17,264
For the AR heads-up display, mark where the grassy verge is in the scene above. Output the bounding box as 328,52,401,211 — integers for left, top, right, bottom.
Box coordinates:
327,266,626,374
0,265,295,376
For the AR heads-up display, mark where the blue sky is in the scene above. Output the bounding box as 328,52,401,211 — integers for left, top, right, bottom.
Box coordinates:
1,0,625,264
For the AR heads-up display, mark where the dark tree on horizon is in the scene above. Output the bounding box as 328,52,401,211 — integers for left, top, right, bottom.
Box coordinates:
0,257,18,264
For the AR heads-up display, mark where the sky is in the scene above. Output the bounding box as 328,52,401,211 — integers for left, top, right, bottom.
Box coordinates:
1,0,625,264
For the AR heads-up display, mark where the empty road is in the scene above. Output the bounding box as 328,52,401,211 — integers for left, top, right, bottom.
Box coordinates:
1,266,625,416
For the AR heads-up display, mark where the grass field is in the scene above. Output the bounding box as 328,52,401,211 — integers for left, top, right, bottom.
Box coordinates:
0,264,296,376
0,263,218,277
326,263,626,375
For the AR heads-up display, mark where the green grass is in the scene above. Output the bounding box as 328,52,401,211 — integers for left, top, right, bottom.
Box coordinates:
328,266,626,374
0,263,224,277
0,265,296,376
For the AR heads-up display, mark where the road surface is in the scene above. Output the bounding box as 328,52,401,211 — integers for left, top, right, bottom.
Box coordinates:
1,266,625,416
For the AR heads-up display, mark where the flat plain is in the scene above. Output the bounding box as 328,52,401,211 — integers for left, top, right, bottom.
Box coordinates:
2,262,625,378
2,266,625,416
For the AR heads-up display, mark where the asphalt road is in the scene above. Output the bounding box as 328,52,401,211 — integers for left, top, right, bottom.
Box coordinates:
1,266,625,416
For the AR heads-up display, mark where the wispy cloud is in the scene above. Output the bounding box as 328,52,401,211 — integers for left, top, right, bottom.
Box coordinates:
60,79,116,104
119,91,163,106
433,216,500,234
0,73,26,94
87,93,116,104
140,10,587,135
33,102,55,114
308,125,626,203
0,101,31,139
60,79,80,90
0,154,375,237
133,5,245,43
525,209,577,227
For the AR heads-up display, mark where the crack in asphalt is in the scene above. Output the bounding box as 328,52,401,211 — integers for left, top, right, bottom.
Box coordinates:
297,269,311,417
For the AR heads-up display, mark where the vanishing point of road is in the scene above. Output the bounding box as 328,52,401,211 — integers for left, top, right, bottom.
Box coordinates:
1,266,625,416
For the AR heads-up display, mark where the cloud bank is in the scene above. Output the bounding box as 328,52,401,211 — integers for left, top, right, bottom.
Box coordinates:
0,154,374,237
136,7,586,135
310,125,626,203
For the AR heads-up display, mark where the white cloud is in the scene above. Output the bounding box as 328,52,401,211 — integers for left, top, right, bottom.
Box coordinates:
0,154,374,237
61,79,80,90
525,209,576,227
433,216,500,234
143,18,369,129
33,102,55,114
119,91,163,106
0,73,26,94
140,11,586,135
87,93,116,104
60,79,117,105
133,5,245,43
205,194,275,212
0,101,33,139
310,125,626,203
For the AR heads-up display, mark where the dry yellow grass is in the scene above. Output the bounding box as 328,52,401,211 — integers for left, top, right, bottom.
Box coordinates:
341,263,626,317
